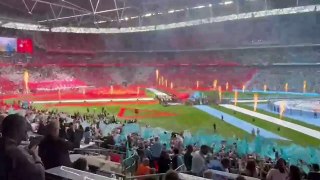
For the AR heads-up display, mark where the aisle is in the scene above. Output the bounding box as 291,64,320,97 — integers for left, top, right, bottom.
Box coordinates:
221,104,320,140
194,105,289,140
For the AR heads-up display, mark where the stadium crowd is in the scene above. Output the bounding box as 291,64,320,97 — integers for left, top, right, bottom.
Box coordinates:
0,104,319,180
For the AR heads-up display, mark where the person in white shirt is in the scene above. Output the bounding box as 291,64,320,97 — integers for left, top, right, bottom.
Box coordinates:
266,158,289,180
191,145,209,176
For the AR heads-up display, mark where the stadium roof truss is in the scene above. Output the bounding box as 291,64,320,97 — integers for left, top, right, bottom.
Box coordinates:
20,0,132,27
0,0,319,34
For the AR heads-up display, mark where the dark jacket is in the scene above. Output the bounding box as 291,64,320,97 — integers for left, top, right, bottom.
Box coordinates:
183,153,193,171
307,172,320,180
59,125,67,139
73,129,84,148
37,123,46,136
66,128,75,143
158,157,171,173
0,138,45,180
38,135,72,169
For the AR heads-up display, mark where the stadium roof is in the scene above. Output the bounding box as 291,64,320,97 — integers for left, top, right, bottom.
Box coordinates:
0,0,220,28
1,0,316,28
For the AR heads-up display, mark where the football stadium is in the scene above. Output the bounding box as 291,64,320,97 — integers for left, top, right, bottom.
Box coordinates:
0,0,320,180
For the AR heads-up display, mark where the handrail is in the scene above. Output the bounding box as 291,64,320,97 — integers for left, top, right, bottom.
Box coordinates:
174,164,186,172
126,173,166,180
180,169,260,180
74,148,126,154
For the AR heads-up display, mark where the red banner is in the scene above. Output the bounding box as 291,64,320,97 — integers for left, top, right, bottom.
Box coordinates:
17,39,33,54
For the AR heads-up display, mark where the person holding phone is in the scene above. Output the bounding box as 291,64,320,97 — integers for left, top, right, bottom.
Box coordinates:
0,114,45,180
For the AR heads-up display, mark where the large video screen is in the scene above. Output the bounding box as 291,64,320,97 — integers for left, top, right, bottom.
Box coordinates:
0,37,17,52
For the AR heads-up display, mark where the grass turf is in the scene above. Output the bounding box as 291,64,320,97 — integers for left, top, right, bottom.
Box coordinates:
35,103,250,139
212,105,320,147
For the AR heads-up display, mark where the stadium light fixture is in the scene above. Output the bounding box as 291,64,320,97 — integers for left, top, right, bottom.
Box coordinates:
208,4,212,7
144,13,152,17
124,17,129,21
219,1,234,5
168,10,175,13
175,9,184,12
193,5,206,9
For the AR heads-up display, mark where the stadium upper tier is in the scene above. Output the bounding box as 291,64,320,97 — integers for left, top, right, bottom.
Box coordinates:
0,65,319,94
1,12,320,52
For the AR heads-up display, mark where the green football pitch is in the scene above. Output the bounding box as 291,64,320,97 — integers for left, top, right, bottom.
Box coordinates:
8,90,318,147
33,101,320,147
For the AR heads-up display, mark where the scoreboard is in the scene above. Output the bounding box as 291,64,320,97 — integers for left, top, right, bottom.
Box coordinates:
0,37,33,54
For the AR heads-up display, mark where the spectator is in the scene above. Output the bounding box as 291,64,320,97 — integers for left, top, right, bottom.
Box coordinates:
208,157,230,172
241,160,258,177
191,145,209,176
73,124,84,148
37,120,46,136
236,176,246,180
0,114,45,180
164,170,180,180
59,118,67,139
38,120,72,169
150,137,162,162
183,145,193,171
172,148,183,170
136,158,152,176
307,164,320,180
83,127,91,144
261,164,272,180
158,151,171,173
0,114,6,128
221,158,231,172
266,158,288,180
203,169,214,179
73,158,88,171
288,165,301,180
66,122,76,143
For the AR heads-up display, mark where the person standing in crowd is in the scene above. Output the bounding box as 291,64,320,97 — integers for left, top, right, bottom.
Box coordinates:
158,151,171,173
208,157,230,180
241,160,258,178
136,158,153,176
59,118,67,139
266,158,288,180
37,120,46,136
191,145,209,176
83,127,92,144
287,165,301,180
73,124,84,148
0,114,45,180
308,164,320,180
183,145,193,171
38,120,73,169
172,148,183,170
150,136,162,166
66,122,76,147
